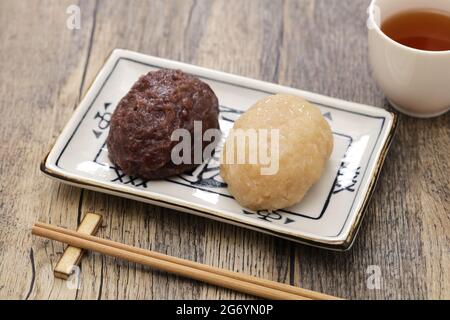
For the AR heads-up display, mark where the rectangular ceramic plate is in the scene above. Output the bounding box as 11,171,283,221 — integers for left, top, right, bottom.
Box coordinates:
41,49,397,250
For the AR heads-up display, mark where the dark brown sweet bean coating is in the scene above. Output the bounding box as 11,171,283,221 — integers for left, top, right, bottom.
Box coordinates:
106,69,220,179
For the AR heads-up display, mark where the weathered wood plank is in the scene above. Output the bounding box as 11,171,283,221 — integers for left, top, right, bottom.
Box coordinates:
0,0,98,299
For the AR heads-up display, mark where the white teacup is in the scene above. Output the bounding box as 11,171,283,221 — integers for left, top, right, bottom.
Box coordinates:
368,0,450,118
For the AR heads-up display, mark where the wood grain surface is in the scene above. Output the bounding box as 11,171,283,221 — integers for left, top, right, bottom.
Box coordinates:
0,0,448,300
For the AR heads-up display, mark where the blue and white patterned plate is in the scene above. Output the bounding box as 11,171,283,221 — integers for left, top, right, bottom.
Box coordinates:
41,49,397,250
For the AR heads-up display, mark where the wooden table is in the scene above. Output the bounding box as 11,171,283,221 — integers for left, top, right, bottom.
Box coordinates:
0,0,448,300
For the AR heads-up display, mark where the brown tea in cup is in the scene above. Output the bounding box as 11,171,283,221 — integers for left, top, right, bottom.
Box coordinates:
381,9,450,51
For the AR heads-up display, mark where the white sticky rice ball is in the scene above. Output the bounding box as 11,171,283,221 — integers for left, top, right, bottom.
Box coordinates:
220,94,333,211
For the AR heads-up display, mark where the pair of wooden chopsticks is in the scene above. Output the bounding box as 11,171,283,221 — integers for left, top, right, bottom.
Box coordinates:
32,222,340,300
